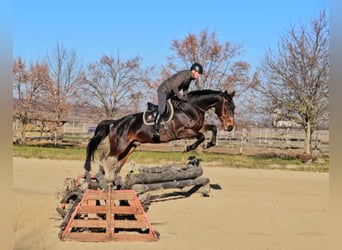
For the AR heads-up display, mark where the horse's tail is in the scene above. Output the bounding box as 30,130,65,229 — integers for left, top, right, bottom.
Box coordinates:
84,119,115,172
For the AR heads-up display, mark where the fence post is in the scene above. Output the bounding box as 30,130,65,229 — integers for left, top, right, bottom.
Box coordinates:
285,128,291,149
240,128,247,154
264,129,269,144
314,132,320,150
269,129,273,145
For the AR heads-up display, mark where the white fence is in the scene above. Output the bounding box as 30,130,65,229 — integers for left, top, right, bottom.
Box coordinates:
214,127,329,154
59,125,330,154
16,122,329,155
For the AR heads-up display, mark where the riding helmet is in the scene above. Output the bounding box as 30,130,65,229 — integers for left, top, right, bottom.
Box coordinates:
190,63,203,74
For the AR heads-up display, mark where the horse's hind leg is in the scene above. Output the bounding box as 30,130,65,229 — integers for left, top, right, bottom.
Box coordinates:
97,156,118,190
101,142,138,189
98,158,124,190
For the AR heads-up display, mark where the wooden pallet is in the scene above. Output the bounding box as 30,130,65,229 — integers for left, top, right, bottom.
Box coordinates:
59,189,159,242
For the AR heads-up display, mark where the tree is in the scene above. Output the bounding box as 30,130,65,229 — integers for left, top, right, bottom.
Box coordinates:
80,54,154,118
164,29,255,126
166,29,252,91
45,43,83,143
256,10,329,155
13,57,50,141
13,56,29,140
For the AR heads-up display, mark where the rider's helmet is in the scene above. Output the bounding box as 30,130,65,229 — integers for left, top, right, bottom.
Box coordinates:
190,63,203,75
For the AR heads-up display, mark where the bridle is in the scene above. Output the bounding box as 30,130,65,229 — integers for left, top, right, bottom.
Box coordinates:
219,94,234,121
219,97,227,120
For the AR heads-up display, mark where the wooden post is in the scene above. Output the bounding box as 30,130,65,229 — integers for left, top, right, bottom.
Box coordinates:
240,128,247,154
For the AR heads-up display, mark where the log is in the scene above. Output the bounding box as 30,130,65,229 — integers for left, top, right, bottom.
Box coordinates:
131,177,210,194
124,164,203,188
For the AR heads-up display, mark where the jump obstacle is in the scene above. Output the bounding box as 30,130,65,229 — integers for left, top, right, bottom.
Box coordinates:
58,188,159,242
56,156,210,242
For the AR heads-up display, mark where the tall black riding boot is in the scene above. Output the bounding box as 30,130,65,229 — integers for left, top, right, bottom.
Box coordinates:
152,112,161,142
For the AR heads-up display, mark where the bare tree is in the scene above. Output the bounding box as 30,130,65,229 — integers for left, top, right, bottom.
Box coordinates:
80,54,154,118
13,56,29,140
163,29,255,126
45,43,83,143
256,10,329,155
166,30,252,92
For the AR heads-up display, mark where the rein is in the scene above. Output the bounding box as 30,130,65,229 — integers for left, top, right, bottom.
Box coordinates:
219,97,228,120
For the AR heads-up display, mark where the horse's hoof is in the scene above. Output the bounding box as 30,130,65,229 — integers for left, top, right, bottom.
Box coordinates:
85,171,92,184
114,176,123,190
95,172,108,190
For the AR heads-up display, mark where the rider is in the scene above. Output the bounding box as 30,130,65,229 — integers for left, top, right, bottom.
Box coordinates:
152,62,203,141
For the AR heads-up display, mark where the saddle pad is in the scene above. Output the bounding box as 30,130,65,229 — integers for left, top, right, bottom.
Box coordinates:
143,99,173,125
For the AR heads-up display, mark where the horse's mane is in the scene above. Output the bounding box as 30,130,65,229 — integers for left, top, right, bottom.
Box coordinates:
187,89,222,97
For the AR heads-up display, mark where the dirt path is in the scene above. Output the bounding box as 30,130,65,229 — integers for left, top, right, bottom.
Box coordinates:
13,157,328,250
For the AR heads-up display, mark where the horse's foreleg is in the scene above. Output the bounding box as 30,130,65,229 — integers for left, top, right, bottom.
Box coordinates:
175,128,206,152
185,133,205,152
201,124,217,149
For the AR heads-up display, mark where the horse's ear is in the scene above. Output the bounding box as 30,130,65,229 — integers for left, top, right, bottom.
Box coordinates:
224,89,235,97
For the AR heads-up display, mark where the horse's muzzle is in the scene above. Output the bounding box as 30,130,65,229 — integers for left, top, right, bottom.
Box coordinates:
222,117,234,131
226,125,234,132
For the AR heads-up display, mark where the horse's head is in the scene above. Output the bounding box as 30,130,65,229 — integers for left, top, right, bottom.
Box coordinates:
187,89,235,131
215,90,235,131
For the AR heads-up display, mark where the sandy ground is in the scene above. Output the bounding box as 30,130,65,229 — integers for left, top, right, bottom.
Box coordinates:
13,157,328,250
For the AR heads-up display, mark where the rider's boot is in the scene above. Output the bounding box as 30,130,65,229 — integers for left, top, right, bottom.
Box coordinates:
152,112,161,142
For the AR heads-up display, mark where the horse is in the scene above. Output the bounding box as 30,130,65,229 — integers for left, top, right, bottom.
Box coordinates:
84,89,235,187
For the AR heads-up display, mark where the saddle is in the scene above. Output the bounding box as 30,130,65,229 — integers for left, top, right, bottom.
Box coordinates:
143,99,174,125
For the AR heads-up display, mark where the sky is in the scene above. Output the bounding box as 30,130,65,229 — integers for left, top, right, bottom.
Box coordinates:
13,0,329,73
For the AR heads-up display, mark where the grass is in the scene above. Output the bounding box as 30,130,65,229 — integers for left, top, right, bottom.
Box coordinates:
13,144,86,160
13,144,329,172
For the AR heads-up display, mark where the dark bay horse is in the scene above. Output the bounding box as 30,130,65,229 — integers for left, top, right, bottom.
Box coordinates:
84,89,235,185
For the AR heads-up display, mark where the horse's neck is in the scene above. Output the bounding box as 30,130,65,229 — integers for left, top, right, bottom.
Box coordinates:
191,95,218,111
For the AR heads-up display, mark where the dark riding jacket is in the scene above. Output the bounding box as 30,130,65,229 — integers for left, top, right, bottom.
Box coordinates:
158,70,195,98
